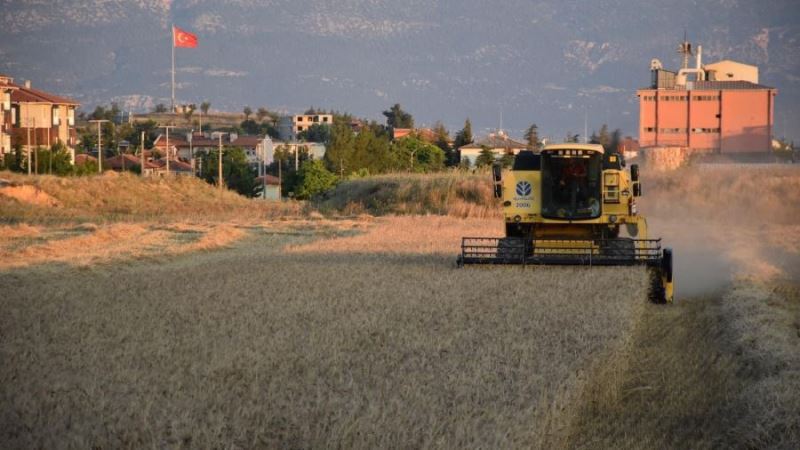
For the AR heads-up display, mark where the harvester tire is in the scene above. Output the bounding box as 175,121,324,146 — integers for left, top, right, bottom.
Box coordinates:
649,269,667,304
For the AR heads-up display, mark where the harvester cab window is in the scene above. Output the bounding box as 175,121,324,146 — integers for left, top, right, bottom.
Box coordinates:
541,152,602,219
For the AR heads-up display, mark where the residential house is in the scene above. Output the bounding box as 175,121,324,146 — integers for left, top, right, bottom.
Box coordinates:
152,133,188,160
457,131,526,167
254,174,281,200
0,75,18,162
392,128,437,143
104,153,160,176
278,113,333,141
4,76,79,164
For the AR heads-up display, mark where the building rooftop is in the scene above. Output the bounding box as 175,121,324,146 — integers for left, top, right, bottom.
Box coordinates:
9,81,79,105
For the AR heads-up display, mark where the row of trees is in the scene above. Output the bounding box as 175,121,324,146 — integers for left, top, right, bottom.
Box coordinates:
0,142,97,176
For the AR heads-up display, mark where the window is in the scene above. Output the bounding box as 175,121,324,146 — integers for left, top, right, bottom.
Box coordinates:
643,127,655,133
658,128,685,134
541,152,602,220
691,128,720,133
297,126,304,131
323,117,329,122
297,117,304,122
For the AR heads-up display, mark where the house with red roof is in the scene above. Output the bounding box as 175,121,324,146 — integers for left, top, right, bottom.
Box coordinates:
1,75,80,164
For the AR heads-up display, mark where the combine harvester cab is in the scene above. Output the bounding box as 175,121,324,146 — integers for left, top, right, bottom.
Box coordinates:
458,144,674,303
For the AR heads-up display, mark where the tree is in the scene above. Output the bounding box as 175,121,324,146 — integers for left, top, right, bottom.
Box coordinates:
243,106,253,121
199,147,256,196
382,103,414,129
475,146,496,168
154,103,168,113
432,121,454,166
564,132,580,143
298,123,331,143
453,118,473,149
524,123,540,150
46,142,74,175
293,160,338,199
256,107,269,122
500,153,515,168
393,136,445,172
590,124,610,149
200,101,211,115
324,122,356,177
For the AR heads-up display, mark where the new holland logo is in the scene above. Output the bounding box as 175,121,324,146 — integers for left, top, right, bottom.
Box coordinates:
515,181,532,197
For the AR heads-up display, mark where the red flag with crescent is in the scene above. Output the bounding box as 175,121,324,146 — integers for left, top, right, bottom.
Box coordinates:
173,26,198,48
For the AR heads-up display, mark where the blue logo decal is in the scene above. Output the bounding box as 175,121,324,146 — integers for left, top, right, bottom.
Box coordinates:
516,181,532,197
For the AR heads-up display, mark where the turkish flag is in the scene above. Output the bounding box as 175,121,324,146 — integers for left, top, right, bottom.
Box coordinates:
173,26,198,48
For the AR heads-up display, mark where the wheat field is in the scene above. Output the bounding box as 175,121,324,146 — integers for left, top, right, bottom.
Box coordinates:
0,231,650,448
1,165,799,448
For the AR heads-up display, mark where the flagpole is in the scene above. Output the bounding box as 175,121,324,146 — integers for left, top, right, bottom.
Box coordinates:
171,25,175,113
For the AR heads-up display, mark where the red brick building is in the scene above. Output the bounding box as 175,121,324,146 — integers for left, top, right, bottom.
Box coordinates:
637,51,776,154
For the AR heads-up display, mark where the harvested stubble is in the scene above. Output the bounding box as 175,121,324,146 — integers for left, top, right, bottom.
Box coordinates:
0,232,650,449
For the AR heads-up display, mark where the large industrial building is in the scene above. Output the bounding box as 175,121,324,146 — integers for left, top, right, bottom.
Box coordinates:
637,41,777,154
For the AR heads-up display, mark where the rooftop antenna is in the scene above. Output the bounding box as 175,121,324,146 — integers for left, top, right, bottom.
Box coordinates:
678,30,693,70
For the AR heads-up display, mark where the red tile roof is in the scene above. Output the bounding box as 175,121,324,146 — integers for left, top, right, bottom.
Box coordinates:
231,135,264,147
9,82,79,105
255,174,281,186
74,154,97,166
105,154,160,170
153,134,189,148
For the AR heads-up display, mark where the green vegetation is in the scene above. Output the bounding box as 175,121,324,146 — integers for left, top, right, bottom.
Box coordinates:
292,160,338,199
382,103,414,129
199,147,257,196
316,171,499,218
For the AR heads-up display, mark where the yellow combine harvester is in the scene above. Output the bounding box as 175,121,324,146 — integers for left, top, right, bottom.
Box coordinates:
457,143,674,303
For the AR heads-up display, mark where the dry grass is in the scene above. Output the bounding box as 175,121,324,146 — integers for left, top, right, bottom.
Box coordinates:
317,171,501,218
0,170,302,224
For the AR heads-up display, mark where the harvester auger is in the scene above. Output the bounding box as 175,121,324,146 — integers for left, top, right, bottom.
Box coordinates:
456,144,674,303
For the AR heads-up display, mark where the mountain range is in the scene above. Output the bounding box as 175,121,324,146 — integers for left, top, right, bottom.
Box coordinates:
1,0,798,141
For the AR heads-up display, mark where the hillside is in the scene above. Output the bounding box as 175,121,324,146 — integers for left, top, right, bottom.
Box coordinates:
1,0,797,139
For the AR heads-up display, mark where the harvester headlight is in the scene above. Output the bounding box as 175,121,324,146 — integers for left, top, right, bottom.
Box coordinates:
514,215,522,223
609,215,617,223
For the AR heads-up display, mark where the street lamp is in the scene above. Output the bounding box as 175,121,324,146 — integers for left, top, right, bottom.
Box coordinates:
88,119,109,173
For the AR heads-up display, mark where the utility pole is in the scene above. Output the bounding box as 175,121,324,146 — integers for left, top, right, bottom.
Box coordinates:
189,129,194,176
33,117,37,174
89,119,109,173
295,144,299,171
26,118,32,175
159,125,177,176
140,131,146,177
217,132,227,189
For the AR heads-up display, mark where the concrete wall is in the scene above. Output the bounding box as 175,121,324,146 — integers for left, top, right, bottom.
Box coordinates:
705,60,758,84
